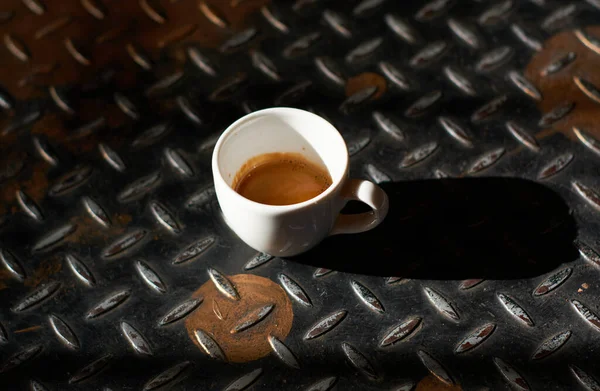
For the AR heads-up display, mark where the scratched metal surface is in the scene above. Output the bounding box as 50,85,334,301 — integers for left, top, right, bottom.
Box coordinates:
2,0,600,390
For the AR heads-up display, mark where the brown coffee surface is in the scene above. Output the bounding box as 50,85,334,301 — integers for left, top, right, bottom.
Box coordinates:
232,152,332,205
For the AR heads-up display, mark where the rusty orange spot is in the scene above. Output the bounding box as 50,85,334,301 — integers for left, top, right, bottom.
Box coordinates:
30,104,130,156
14,325,42,333
415,375,462,391
66,212,132,247
114,213,132,226
345,72,387,100
525,26,600,142
0,270,14,290
185,273,293,363
0,0,270,100
24,256,62,288
0,157,50,216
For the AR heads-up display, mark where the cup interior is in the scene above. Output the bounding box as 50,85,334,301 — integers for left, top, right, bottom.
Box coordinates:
216,108,348,191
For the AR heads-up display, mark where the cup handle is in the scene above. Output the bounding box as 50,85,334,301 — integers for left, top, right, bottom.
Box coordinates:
330,179,389,235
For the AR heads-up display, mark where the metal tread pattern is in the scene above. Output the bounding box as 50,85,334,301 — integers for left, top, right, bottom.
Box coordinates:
1,0,600,389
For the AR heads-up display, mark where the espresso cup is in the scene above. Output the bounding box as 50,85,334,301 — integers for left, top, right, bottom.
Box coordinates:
211,107,389,257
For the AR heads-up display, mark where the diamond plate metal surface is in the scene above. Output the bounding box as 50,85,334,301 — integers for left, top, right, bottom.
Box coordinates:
1,0,600,390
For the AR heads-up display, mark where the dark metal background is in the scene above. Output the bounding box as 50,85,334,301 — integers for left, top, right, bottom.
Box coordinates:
2,0,600,390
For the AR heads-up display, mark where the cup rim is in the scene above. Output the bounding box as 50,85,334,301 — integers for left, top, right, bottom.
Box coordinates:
211,107,349,213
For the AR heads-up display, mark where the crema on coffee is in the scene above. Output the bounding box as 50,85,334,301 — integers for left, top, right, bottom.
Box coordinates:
232,152,332,206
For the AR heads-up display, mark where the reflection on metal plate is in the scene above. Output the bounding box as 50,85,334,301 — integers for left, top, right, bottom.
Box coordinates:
0,1,598,390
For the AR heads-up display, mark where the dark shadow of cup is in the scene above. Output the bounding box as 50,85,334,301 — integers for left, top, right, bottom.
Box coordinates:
288,178,578,280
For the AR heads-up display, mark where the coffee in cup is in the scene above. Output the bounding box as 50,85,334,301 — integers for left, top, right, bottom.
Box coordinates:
232,152,332,206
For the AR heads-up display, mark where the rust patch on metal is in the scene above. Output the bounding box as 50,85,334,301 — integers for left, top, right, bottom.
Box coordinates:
14,325,42,333
30,101,131,156
0,0,270,100
345,72,387,100
66,213,132,246
185,273,293,363
525,27,600,142
0,150,26,182
415,375,462,391
0,270,13,290
113,213,132,226
0,158,49,216
24,256,62,288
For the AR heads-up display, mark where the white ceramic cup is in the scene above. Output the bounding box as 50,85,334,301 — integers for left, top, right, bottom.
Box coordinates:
211,107,389,257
